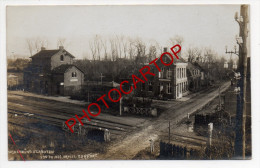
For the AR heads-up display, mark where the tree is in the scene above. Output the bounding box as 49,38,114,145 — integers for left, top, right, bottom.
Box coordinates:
204,47,217,63
26,39,33,56
187,47,202,63
57,38,67,48
134,38,146,57
169,35,184,46
128,38,136,60
89,39,97,61
26,38,47,56
94,35,102,61
101,38,108,60
169,35,184,57
148,45,157,62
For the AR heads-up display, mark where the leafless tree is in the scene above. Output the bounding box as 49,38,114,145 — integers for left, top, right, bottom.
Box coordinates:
115,35,123,59
26,38,48,56
57,38,66,48
134,38,146,57
89,39,97,61
93,35,102,61
109,37,118,61
169,35,184,57
204,47,217,63
187,47,202,63
101,38,109,60
128,38,136,60
148,45,157,62
121,36,128,59
169,35,184,46
26,39,33,56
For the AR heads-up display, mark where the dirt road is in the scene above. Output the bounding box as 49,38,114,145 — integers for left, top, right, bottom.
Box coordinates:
96,82,230,159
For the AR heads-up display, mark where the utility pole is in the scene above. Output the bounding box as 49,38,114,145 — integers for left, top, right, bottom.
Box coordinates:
100,73,105,85
208,123,213,159
234,5,249,159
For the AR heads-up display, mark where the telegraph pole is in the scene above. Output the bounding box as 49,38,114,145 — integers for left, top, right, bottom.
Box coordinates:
234,5,249,159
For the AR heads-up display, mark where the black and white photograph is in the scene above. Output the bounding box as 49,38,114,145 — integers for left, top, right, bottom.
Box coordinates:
1,1,260,167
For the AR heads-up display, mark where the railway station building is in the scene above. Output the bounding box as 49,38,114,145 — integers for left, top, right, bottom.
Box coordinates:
24,46,84,96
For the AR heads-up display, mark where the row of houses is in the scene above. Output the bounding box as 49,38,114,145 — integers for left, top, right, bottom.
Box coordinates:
21,46,208,99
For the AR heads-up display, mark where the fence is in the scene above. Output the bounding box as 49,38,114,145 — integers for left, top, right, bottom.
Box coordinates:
159,141,201,159
123,106,157,117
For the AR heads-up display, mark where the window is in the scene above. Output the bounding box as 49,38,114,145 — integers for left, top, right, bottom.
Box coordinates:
148,82,153,91
60,55,64,61
72,72,77,77
159,68,164,78
167,83,172,94
167,69,172,79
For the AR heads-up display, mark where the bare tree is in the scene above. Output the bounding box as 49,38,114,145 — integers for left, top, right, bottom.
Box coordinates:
26,38,48,56
109,37,118,61
121,36,128,59
57,38,67,48
204,47,217,63
169,35,184,57
128,38,136,60
101,38,108,60
94,35,102,61
26,39,33,56
187,47,202,63
89,39,97,61
115,35,123,59
148,45,157,62
169,35,184,46
134,38,146,57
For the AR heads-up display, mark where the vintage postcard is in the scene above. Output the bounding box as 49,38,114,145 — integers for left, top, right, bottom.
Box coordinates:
5,4,253,162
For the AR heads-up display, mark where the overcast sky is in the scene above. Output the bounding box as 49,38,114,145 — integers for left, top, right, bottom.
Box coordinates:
7,5,241,59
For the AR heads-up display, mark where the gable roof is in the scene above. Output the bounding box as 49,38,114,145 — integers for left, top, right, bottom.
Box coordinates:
52,64,84,74
30,49,75,59
187,62,200,71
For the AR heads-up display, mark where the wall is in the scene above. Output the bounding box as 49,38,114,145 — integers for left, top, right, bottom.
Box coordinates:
64,66,84,96
51,51,73,70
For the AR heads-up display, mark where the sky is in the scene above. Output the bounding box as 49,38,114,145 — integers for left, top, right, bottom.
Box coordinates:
6,5,241,60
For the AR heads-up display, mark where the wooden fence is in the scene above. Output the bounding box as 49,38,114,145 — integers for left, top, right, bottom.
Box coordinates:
123,106,157,117
159,141,201,159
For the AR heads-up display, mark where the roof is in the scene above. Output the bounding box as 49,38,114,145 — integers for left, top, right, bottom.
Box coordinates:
187,62,200,71
52,64,84,74
156,53,187,64
30,49,75,59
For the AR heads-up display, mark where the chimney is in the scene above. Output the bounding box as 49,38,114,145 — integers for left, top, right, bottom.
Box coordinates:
41,47,46,50
59,46,64,50
163,47,168,52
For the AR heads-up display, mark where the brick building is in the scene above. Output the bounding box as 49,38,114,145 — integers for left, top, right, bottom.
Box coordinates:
24,46,84,96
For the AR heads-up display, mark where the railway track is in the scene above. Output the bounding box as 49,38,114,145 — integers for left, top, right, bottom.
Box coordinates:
8,95,140,128
8,107,134,136
8,94,142,138
160,132,207,148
